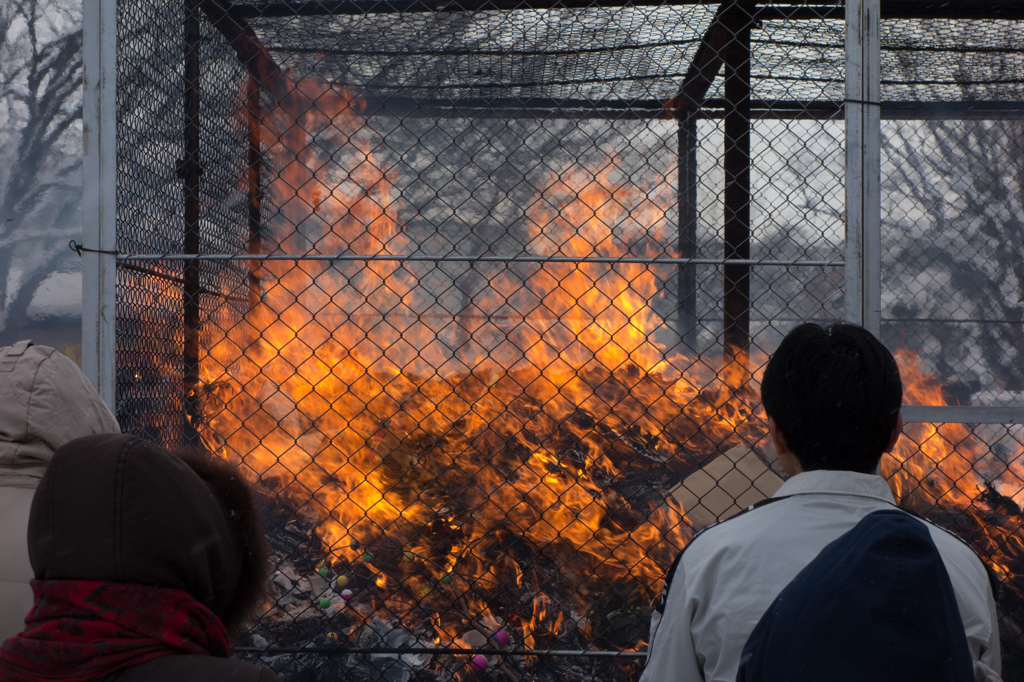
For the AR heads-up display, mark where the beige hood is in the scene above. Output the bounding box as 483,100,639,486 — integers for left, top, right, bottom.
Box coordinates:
0,341,120,484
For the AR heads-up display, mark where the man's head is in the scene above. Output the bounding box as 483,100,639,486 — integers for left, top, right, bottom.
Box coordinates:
760,323,903,474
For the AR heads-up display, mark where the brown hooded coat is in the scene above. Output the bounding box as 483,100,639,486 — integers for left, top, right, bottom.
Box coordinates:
0,341,120,640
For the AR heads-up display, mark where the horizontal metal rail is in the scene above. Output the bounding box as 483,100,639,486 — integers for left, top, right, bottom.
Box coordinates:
116,254,843,267
385,99,846,121
234,645,647,657
282,38,704,59
288,36,1000,60
263,93,1024,122
901,406,1024,424
886,317,1024,324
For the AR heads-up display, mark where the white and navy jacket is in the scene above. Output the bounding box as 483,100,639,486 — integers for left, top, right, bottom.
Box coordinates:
639,470,1001,682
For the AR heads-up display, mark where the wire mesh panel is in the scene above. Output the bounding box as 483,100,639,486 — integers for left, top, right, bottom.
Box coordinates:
108,0,1024,680
889,357,1024,676
882,116,1024,407
874,15,1024,674
879,17,1024,407
116,0,255,447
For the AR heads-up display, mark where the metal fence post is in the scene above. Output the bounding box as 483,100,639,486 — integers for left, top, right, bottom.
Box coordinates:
82,0,118,408
182,0,203,446
845,0,881,334
676,112,697,350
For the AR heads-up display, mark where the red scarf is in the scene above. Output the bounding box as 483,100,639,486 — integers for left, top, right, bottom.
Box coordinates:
0,579,232,682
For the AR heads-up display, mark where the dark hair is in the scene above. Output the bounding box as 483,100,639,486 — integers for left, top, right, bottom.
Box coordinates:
760,323,902,473
176,449,270,634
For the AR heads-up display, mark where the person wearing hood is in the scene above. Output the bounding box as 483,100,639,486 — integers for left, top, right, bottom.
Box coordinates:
639,323,1000,682
0,433,281,681
0,341,120,640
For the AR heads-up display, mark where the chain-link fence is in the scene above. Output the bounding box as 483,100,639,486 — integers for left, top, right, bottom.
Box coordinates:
104,0,1024,679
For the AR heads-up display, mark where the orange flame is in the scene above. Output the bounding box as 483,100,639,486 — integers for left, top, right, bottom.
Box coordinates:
197,73,762,654
885,350,1024,594
194,72,1023,658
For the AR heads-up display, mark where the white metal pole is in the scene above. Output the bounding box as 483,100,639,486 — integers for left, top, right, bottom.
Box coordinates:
845,0,881,335
82,0,118,410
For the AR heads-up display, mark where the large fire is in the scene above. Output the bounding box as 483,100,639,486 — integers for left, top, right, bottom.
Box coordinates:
195,73,1024,668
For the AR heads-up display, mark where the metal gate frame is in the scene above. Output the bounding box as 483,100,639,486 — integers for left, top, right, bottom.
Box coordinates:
82,0,1024,510
85,0,1024,428
81,0,869,401
82,0,118,410
80,0,1024,639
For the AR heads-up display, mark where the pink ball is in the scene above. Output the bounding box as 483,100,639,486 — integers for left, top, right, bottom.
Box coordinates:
341,589,353,600
470,654,488,670
493,630,509,646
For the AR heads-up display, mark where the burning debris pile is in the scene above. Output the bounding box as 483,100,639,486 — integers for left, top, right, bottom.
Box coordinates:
238,467,675,682
191,71,1024,680
195,71,761,679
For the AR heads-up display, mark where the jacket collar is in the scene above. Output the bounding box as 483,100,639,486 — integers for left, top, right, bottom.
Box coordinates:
774,469,896,505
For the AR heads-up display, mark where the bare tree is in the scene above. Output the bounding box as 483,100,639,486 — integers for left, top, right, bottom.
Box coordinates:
770,112,1024,397
0,0,83,340
880,118,1024,396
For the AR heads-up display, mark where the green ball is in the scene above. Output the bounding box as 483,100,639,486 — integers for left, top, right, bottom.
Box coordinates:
362,552,374,562
318,567,329,578
441,574,452,583
319,597,331,609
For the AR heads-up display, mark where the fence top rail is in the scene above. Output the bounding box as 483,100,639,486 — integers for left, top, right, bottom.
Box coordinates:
229,1,839,18
229,0,1024,20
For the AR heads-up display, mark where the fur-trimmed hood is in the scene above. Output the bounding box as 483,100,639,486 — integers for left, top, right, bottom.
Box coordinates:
29,435,245,622
28,434,268,632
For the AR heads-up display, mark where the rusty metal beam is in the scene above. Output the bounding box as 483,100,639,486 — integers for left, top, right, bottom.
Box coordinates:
664,2,736,115
198,0,293,104
664,2,755,357
668,2,735,353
